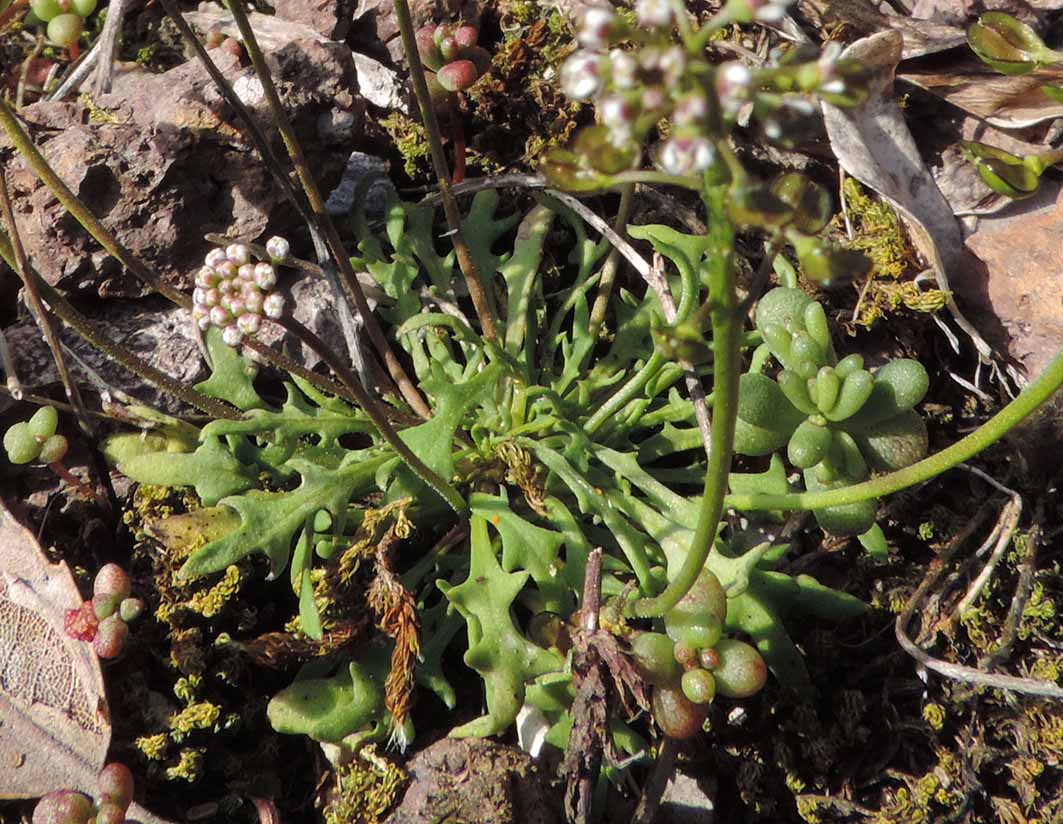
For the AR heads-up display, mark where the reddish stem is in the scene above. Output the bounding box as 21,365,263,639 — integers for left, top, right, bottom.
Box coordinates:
69,41,80,61
448,102,466,184
49,460,98,502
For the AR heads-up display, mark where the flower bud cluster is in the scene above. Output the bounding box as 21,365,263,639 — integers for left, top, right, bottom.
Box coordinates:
552,2,870,182
191,238,288,348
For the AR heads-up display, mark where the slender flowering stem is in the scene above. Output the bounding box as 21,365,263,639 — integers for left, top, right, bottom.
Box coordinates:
393,0,500,344
226,0,432,419
726,345,1063,513
633,184,740,619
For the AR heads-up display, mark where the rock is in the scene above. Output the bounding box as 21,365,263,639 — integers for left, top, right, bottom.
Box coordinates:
2,35,364,298
385,738,561,824
273,0,356,40
352,52,405,111
658,771,715,824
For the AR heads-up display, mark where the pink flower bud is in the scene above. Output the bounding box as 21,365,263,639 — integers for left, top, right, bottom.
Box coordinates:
192,287,208,306
673,92,708,127
222,324,244,347
716,62,754,116
636,0,673,28
237,312,262,335
228,297,246,318
244,290,265,314
609,49,638,90
561,51,605,101
265,236,290,260
226,243,251,265
237,263,255,282
253,262,277,290
205,248,228,269
209,305,231,327
263,293,286,319
202,288,220,307
659,136,716,175
578,7,617,50
195,266,219,288
215,261,238,281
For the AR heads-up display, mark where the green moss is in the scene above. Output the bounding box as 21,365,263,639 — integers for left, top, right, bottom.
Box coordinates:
380,112,430,179
840,179,949,327
186,564,243,618
135,733,169,761
165,748,204,782
323,748,407,824
169,701,221,737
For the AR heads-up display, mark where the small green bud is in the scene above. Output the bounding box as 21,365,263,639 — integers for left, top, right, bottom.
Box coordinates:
681,668,717,705
27,405,59,439
38,434,69,464
4,421,41,464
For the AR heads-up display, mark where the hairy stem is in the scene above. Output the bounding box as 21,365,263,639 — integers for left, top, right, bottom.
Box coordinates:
727,345,1063,512
226,0,432,419
393,0,499,343
633,184,740,619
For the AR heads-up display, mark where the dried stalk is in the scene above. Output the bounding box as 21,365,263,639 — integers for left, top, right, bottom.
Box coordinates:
393,0,499,344
225,0,431,419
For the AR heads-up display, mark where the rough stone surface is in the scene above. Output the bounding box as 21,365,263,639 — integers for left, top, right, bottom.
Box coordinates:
385,738,561,824
1,38,363,298
274,0,357,40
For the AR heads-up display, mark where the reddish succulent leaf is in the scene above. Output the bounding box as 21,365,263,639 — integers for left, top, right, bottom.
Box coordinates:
0,503,174,824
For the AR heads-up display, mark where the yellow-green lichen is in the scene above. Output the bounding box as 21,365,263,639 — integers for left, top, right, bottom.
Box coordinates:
165,747,204,782
135,733,169,761
323,748,407,824
923,702,946,731
186,564,243,618
169,701,221,738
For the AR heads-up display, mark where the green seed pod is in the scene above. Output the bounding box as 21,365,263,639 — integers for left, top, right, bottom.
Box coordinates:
787,419,833,469
46,13,84,47
667,617,724,650
666,568,728,627
681,668,717,705
38,434,69,464
4,421,41,464
29,0,62,22
823,368,874,422
27,405,58,439
852,409,928,471
777,370,817,414
812,366,840,414
711,639,768,698
118,597,144,623
98,762,134,809
652,684,708,739
629,631,682,685
802,300,831,352
31,790,95,824
834,353,864,379
846,358,929,428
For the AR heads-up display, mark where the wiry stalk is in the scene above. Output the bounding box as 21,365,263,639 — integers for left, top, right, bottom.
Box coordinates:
393,0,500,344
225,0,432,419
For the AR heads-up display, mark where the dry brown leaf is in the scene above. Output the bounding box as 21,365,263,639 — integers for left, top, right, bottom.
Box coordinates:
799,0,966,58
900,60,1063,129
0,502,174,824
821,31,993,363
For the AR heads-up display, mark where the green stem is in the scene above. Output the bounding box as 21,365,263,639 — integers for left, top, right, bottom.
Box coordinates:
633,184,740,619
727,345,1063,513
392,0,499,344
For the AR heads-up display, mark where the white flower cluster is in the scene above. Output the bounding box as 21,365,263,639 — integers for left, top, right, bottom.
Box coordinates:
559,4,718,175
191,237,289,347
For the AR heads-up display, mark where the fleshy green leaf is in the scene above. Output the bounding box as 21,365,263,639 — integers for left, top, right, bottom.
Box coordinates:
118,437,257,506
195,326,268,411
